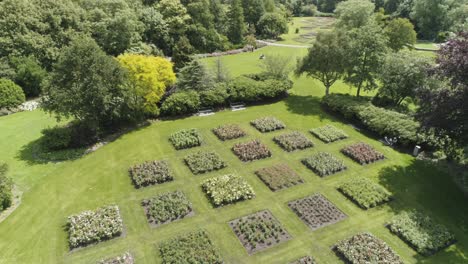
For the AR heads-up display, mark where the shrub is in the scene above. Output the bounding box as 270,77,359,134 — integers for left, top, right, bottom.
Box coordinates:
255,163,303,191
0,163,13,212
302,152,347,177
67,205,123,249
184,151,227,174
228,76,292,102
129,160,173,188
161,91,201,116
251,117,285,133
310,125,348,143
388,211,456,256
338,177,392,209
202,174,255,206
212,124,246,141
10,56,47,98
98,252,134,264
40,122,99,151
159,230,223,264
341,143,385,165
199,84,229,107
40,126,72,151
142,191,193,226
0,78,25,109
232,140,272,162
169,129,202,150
273,131,314,152
290,256,317,264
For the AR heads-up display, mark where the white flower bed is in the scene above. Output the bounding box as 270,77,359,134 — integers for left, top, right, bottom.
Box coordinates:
19,101,40,111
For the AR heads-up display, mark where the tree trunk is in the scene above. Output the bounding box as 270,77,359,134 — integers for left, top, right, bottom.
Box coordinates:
356,83,362,97
325,85,330,96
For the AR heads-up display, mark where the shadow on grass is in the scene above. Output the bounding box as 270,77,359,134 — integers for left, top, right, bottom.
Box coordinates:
284,94,327,119
17,138,86,165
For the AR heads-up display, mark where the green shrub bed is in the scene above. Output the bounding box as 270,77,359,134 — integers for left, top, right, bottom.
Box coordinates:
228,210,291,254
98,252,134,264
212,124,246,141
335,233,403,264
67,205,123,249
302,152,347,177
250,117,285,133
184,151,227,174
159,230,223,264
169,129,202,150
232,140,272,162
142,191,193,227
341,143,385,165
388,211,456,256
273,131,314,152
338,177,392,209
128,160,173,188
289,256,317,264
0,163,13,212
310,125,348,143
202,174,255,206
255,163,303,191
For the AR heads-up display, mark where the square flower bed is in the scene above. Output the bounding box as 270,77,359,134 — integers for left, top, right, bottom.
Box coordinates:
232,140,272,162
255,163,303,191
228,210,291,254
310,125,348,143
184,151,227,174
288,194,347,230
67,205,123,249
212,124,246,141
388,211,456,256
250,117,285,133
202,174,255,206
338,177,392,209
98,252,134,264
169,129,202,150
302,152,347,177
128,160,173,188
289,256,317,264
142,191,193,227
341,142,385,165
335,233,403,264
159,230,223,264
273,131,314,152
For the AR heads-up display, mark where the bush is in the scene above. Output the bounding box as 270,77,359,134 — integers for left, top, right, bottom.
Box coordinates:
142,191,193,226
232,140,272,162
273,131,314,152
341,143,385,165
129,160,173,188
98,252,134,264
40,126,72,151
40,122,99,151
212,124,246,141
161,91,201,116
199,84,229,107
0,78,25,109
228,76,291,102
250,117,285,133
310,125,348,143
202,174,255,206
184,151,227,174
0,163,13,212
290,256,317,264
338,177,392,209
255,163,303,191
10,56,47,98
169,129,202,150
302,152,347,177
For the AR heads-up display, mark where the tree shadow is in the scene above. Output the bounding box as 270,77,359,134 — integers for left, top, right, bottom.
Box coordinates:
17,138,86,165
284,94,327,120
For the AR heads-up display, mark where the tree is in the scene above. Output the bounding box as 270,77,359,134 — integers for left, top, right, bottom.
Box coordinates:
410,0,450,39
335,0,375,29
260,54,293,80
0,78,25,109
227,0,247,44
10,56,47,98
172,36,195,70
214,57,231,83
118,54,176,117
295,31,348,95
317,0,344,13
0,163,13,212
140,7,170,54
264,0,276,12
157,0,191,39
176,60,214,91
257,13,289,39
384,18,417,51
242,0,265,28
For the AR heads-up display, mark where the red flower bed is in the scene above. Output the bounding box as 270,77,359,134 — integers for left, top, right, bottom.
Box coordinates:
341,142,384,165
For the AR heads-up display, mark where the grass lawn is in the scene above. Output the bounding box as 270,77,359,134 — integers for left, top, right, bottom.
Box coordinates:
0,45,467,264
276,17,335,45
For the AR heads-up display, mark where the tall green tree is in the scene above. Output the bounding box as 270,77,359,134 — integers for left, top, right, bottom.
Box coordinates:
227,0,247,44
242,0,265,28
257,13,289,39
157,0,191,40
384,18,417,51
177,60,214,91
410,0,450,39
335,0,375,29
172,36,195,70
140,7,171,54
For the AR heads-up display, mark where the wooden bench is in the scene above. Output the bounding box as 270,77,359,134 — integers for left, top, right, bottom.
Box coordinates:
197,108,215,116
230,102,246,111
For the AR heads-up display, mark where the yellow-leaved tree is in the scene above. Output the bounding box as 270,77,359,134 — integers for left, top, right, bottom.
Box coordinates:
117,54,176,116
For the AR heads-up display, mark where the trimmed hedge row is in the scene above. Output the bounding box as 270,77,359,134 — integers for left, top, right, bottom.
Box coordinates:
0,163,13,212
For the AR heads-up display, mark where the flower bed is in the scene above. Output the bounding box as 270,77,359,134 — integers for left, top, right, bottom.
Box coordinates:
273,131,314,152
212,124,246,141
184,151,227,174
169,129,202,150
67,205,123,249
335,233,403,264
142,191,193,227
388,211,456,256
255,163,303,191
338,177,392,209
128,160,173,188
98,252,134,264
232,140,272,162
289,256,317,264
250,117,285,133
310,125,348,143
159,230,223,264
228,210,291,254
202,174,255,206
302,152,347,177
288,194,347,230
341,143,384,165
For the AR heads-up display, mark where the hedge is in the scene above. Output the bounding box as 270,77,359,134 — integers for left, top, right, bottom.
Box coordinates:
161,91,201,116
0,163,13,212
0,78,25,109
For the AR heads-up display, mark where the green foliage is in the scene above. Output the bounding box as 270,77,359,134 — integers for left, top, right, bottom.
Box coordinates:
10,56,47,97
227,0,246,44
161,91,201,116
242,0,265,28
334,0,375,29
310,125,348,143
169,129,202,150
177,60,214,91
341,143,385,165
250,117,285,133
0,78,25,109
255,163,303,191
384,18,417,51
172,36,194,70
289,256,317,264
40,126,72,151
0,163,13,212
273,131,314,152
199,84,229,107
142,191,192,225
228,75,292,102
257,12,289,39
260,54,293,80
129,160,173,188
212,124,246,141
410,0,451,39
302,152,347,177
202,174,255,206
184,151,226,174
338,177,392,209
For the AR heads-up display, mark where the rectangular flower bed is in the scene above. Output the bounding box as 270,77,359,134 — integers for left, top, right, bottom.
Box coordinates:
159,230,223,264
388,211,456,256
310,125,348,143
67,205,123,249
341,142,384,165
98,252,134,264
302,152,347,177
335,233,403,264
273,131,314,152
128,160,173,188
289,256,317,264
169,129,202,150
250,117,285,133
202,174,255,206
142,191,193,227
338,177,392,209
288,194,347,230
232,140,272,162
255,163,303,191
184,151,227,174
212,124,246,141
228,210,291,254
